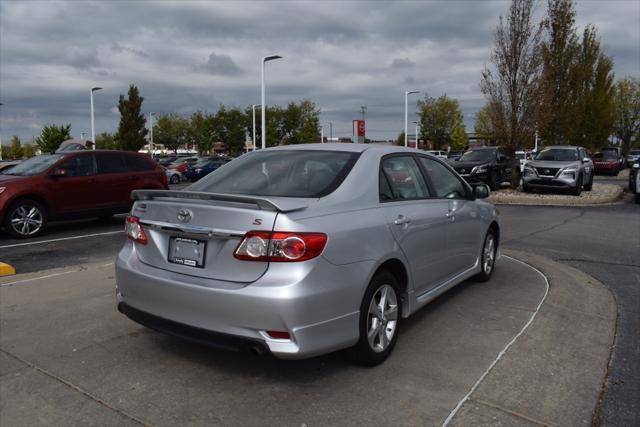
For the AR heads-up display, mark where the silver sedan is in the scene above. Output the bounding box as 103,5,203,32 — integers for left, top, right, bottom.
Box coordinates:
116,144,500,365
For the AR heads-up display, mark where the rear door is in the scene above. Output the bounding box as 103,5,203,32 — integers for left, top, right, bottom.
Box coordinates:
378,155,451,295
95,152,131,208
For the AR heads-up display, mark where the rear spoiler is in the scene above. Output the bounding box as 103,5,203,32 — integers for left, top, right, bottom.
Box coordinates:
132,190,308,213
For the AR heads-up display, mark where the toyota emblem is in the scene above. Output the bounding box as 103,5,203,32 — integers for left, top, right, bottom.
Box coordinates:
177,209,192,223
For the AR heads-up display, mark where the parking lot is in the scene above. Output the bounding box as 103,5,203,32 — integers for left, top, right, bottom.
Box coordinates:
1,175,638,426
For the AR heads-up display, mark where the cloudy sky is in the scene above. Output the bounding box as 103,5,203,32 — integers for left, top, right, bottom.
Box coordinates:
0,0,638,143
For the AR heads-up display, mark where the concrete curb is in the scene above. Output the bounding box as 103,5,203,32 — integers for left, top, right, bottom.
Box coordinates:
0,262,16,276
489,183,623,207
448,249,617,427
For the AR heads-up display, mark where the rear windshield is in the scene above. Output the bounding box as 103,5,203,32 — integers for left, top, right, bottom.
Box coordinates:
188,150,360,198
534,149,578,161
594,152,617,159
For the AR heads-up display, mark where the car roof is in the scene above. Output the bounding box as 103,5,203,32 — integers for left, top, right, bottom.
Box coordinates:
264,143,429,155
545,145,580,150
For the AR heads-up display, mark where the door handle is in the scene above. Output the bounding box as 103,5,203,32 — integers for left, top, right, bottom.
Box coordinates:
394,215,411,225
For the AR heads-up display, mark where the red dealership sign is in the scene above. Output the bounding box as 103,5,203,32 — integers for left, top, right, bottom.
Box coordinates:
353,120,365,137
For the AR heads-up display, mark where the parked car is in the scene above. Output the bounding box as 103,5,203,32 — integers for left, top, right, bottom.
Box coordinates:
592,151,620,176
625,150,640,168
522,146,593,195
629,162,639,204
167,157,199,173
424,150,448,159
164,167,183,185
116,144,500,365
515,150,533,173
184,157,230,181
0,150,168,238
450,147,512,190
158,156,178,167
601,147,624,170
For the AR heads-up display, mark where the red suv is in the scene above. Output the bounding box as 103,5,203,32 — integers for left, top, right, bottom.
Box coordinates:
0,150,168,238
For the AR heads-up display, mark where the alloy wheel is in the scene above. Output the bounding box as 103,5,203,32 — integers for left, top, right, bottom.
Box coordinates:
10,204,44,236
367,284,398,353
483,234,495,275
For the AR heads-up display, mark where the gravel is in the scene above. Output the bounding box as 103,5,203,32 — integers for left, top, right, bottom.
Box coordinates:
489,182,623,206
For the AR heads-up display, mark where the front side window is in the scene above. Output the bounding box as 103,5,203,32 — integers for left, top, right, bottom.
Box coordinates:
380,156,430,200
59,155,95,176
189,150,359,198
419,157,468,199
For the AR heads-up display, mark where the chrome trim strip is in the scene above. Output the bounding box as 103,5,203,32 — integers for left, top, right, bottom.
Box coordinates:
139,219,244,239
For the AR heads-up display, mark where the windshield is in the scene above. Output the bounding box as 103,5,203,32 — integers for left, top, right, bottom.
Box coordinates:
534,148,578,162
188,150,360,198
2,154,63,176
459,149,496,162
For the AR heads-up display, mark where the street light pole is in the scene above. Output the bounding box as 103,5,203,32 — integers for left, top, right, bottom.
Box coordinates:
413,121,420,149
261,55,282,150
404,90,419,148
252,104,258,151
90,87,102,149
320,126,324,143
0,103,3,160
329,121,332,141
149,112,155,157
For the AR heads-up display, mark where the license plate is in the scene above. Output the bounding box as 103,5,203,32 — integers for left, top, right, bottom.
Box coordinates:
168,237,206,268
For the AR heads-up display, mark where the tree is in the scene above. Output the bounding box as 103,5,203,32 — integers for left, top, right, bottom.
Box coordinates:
115,85,147,151
613,77,640,153
0,145,9,160
418,94,465,150
538,0,581,145
480,0,543,187
95,132,117,150
213,106,246,154
279,100,321,145
188,111,216,155
450,123,469,150
35,124,72,153
153,114,189,153
474,103,498,144
22,144,37,158
9,136,23,159
395,131,406,146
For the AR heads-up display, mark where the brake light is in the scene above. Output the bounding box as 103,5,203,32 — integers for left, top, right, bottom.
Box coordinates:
234,231,327,262
125,216,148,245
160,170,168,187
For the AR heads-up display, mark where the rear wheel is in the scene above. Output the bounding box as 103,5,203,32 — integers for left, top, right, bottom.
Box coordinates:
474,228,497,282
170,174,180,184
4,199,47,238
348,271,401,366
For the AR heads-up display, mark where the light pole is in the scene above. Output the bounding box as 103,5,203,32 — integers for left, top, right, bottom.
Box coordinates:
261,55,283,150
0,103,3,160
413,121,420,149
252,104,259,151
405,90,419,147
90,87,102,148
149,112,156,156
329,121,333,141
320,126,324,143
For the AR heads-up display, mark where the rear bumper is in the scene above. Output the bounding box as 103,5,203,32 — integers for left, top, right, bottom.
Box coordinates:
115,243,373,359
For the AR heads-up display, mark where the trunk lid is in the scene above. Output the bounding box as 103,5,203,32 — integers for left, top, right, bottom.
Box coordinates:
130,190,308,283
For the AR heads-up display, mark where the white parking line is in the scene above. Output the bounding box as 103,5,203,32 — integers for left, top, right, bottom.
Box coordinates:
441,255,550,427
0,262,115,287
0,230,122,249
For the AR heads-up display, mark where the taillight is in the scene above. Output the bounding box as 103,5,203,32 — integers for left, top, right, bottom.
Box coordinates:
125,216,148,245
160,171,168,187
234,231,327,262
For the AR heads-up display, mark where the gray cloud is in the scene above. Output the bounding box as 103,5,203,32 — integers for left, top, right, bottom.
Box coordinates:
0,0,638,142
201,52,242,75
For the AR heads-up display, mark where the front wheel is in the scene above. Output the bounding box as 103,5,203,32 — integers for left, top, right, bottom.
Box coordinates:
170,174,180,184
572,175,583,196
489,172,501,191
4,199,47,238
348,271,401,366
584,174,593,191
474,229,497,282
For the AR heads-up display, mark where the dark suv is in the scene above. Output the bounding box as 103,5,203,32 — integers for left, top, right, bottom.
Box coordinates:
0,150,168,238
450,147,512,190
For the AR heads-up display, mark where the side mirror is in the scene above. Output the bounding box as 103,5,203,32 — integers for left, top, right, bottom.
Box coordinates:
51,168,67,178
582,157,590,163
474,184,490,199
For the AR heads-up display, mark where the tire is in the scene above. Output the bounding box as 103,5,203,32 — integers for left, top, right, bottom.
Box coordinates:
584,174,593,191
635,192,640,204
473,228,497,283
522,183,531,193
348,271,401,366
572,175,583,196
3,199,47,238
170,174,180,184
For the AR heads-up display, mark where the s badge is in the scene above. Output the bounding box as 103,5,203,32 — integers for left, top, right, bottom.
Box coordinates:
253,219,263,225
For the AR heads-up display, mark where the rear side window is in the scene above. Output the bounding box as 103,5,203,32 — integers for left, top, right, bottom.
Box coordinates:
124,154,154,171
381,156,430,200
189,150,359,198
59,154,95,177
97,153,127,174
419,157,468,199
